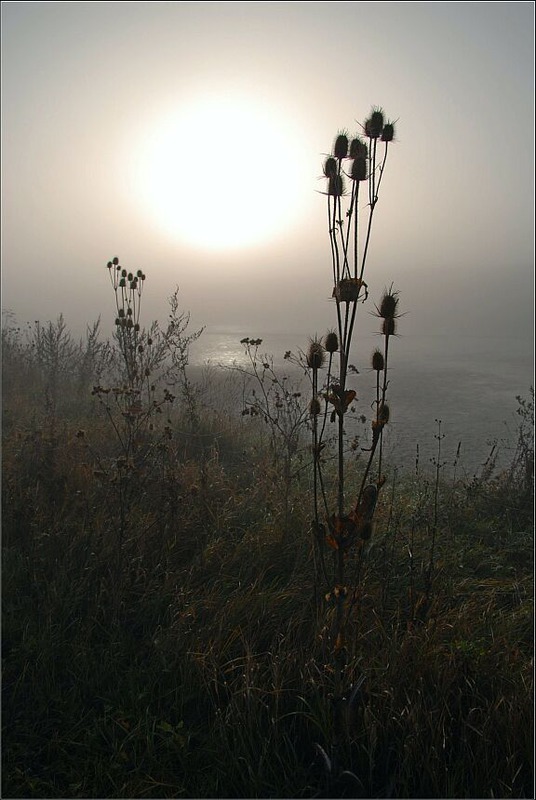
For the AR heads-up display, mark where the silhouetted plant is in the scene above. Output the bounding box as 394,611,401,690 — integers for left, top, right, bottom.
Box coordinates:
308,106,400,782
233,337,311,532
86,257,203,573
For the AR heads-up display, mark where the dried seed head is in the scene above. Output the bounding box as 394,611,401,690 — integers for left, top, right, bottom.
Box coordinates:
349,137,367,159
309,397,321,417
323,157,337,178
371,349,384,371
378,403,390,424
324,330,339,354
364,108,384,139
350,157,367,182
328,174,344,197
334,133,349,159
382,317,396,336
333,277,362,303
379,291,399,319
381,122,395,142
112,256,119,266
307,339,325,370
359,521,373,541
121,269,127,277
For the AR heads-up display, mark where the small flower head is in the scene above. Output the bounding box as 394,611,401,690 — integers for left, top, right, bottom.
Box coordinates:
364,108,384,139
309,397,321,417
359,521,373,541
378,288,400,319
307,338,325,370
350,157,367,182
328,174,345,197
381,122,395,143
378,403,390,425
324,330,339,354
333,132,349,160
349,137,368,159
323,157,337,178
371,349,384,371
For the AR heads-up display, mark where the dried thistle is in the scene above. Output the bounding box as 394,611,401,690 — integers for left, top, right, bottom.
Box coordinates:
324,330,339,354
371,349,384,371
364,108,384,139
334,132,349,159
307,338,325,370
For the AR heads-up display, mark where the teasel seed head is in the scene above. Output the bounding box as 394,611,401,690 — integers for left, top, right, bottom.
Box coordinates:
371,349,384,371
309,397,321,417
307,338,325,370
382,317,396,336
328,174,345,197
349,137,368,159
381,122,395,142
323,157,337,178
350,157,367,182
364,108,384,139
378,403,390,425
112,256,119,266
359,521,373,541
121,269,127,277
379,290,399,319
324,330,339,354
334,132,349,159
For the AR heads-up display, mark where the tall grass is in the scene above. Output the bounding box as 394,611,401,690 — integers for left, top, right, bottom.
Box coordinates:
2,301,533,797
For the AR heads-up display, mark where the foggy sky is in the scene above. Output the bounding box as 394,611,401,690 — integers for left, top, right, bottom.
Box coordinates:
1,1,534,351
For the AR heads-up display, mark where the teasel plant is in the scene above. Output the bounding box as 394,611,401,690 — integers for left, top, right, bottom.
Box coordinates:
307,107,400,778
87,258,202,578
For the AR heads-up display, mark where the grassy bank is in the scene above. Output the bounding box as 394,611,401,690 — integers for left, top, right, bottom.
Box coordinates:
2,314,533,798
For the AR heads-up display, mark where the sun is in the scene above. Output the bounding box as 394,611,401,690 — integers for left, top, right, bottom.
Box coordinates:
133,92,309,251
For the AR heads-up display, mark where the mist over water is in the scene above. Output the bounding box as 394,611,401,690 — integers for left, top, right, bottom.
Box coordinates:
190,328,534,476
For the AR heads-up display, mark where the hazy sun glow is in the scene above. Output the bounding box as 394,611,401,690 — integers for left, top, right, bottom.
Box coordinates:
134,93,309,251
